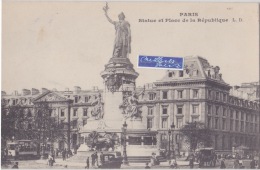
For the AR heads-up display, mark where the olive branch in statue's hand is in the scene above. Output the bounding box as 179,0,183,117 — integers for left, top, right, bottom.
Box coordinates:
103,2,109,13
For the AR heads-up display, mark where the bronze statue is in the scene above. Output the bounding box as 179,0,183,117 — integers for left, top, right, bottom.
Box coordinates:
103,3,131,58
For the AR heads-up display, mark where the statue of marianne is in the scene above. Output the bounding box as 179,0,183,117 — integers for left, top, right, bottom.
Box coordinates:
103,3,131,58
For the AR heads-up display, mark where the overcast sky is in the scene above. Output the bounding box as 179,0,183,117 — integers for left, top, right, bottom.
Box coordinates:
2,1,259,94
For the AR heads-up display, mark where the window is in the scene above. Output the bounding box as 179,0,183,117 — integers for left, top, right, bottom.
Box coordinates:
207,117,211,128
223,94,227,102
83,108,88,117
235,120,239,131
177,106,183,114
208,105,212,114
216,92,219,100
149,93,156,100
230,120,233,131
208,90,212,99
82,119,87,126
128,137,142,145
216,106,219,115
193,90,199,98
192,105,199,114
162,118,168,128
215,118,219,129
162,107,168,115
223,108,226,117
148,107,154,115
179,71,183,77
178,90,183,99
72,120,78,129
61,109,65,117
177,118,183,128
73,109,78,117
147,118,153,129
241,121,244,132
162,91,168,100
222,119,226,130
74,96,78,103
235,111,239,119
85,96,89,102
168,72,173,77
241,112,244,120
143,137,154,145
230,110,233,118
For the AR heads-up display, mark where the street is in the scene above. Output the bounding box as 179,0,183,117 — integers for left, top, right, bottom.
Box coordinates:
1,158,257,169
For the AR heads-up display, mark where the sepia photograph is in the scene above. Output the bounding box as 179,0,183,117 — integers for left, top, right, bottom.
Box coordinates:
1,1,260,169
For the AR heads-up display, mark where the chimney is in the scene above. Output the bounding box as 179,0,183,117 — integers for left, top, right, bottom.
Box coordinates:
74,86,81,93
32,88,40,95
1,91,6,96
13,90,18,96
92,86,98,91
42,88,49,94
22,89,31,96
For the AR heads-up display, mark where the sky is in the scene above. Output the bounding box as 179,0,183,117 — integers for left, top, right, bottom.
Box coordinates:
2,1,259,94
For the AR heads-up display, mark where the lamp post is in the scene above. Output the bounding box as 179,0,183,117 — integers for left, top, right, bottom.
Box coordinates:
122,121,129,165
168,122,175,160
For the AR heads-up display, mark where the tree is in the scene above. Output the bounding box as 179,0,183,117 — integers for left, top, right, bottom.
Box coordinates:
33,102,67,153
1,102,66,153
1,104,36,144
179,121,213,152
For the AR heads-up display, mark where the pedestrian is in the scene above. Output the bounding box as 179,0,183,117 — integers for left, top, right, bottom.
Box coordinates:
145,162,150,169
220,158,226,169
85,157,89,169
95,152,98,166
199,155,204,168
48,154,53,166
189,155,194,169
212,152,217,167
100,152,104,165
250,158,256,169
233,159,240,169
91,153,95,167
62,149,66,161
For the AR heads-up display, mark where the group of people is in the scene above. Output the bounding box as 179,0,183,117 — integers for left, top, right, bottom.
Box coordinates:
61,148,73,161
85,152,105,168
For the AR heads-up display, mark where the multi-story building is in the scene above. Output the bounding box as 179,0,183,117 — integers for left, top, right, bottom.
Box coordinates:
2,56,260,153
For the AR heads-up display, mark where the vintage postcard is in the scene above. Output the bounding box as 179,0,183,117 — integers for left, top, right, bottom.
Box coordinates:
2,1,260,169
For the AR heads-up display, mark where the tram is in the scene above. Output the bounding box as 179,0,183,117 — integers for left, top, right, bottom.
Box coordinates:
7,140,39,160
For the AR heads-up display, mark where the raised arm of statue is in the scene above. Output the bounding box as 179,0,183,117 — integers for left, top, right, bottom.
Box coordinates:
103,5,115,25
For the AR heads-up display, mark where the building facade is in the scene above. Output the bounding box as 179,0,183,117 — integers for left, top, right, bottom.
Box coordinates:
2,56,260,153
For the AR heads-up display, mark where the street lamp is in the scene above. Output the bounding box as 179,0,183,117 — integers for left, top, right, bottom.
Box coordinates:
122,121,129,165
168,122,175,160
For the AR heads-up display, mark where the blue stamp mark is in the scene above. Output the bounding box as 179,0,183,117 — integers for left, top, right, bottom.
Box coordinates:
138,55,184,70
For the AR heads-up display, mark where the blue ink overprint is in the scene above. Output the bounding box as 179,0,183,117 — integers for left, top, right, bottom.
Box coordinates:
138,55,184,70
